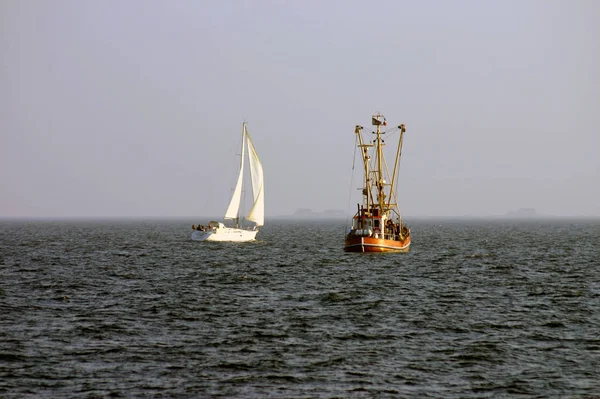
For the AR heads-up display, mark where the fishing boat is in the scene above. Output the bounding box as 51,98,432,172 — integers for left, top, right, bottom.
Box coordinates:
344,113,411,253
191,122,264,242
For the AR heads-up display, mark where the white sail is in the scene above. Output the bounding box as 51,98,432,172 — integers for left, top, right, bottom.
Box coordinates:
224,124,246,220
246,129,264,226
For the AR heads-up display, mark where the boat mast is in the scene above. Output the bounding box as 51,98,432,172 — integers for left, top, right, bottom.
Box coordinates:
370,113,389,215
375,115,384,212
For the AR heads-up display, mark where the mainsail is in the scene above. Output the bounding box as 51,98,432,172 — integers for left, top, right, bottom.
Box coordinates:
224,123,246,220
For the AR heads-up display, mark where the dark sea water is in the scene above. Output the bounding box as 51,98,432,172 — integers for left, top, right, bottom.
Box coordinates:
1,218,599,398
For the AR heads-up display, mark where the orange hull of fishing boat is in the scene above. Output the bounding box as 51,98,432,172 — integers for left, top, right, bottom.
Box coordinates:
344,234,411,253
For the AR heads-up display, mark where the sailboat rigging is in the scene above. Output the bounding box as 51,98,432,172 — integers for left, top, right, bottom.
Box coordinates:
191,122,264,242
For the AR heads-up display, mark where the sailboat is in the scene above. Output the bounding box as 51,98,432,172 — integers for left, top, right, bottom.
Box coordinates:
344,113,411,253
191,122,264,242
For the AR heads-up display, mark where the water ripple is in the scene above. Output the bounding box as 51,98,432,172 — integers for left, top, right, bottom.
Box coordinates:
1,218,599,398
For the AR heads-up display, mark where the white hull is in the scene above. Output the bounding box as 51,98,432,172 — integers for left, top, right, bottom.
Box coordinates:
191,227,258,242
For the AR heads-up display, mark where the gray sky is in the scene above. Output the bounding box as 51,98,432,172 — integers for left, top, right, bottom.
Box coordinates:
1,0,599,218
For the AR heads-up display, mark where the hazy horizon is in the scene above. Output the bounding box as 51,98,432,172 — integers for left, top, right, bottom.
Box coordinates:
2,212,600,222
2,1,599,219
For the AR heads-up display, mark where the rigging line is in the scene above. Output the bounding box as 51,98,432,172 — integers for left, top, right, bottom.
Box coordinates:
346,133,359,229
380,126,401,139
393,132,405,223
367,127,400,146
383,129,401,209
351,132,358,170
